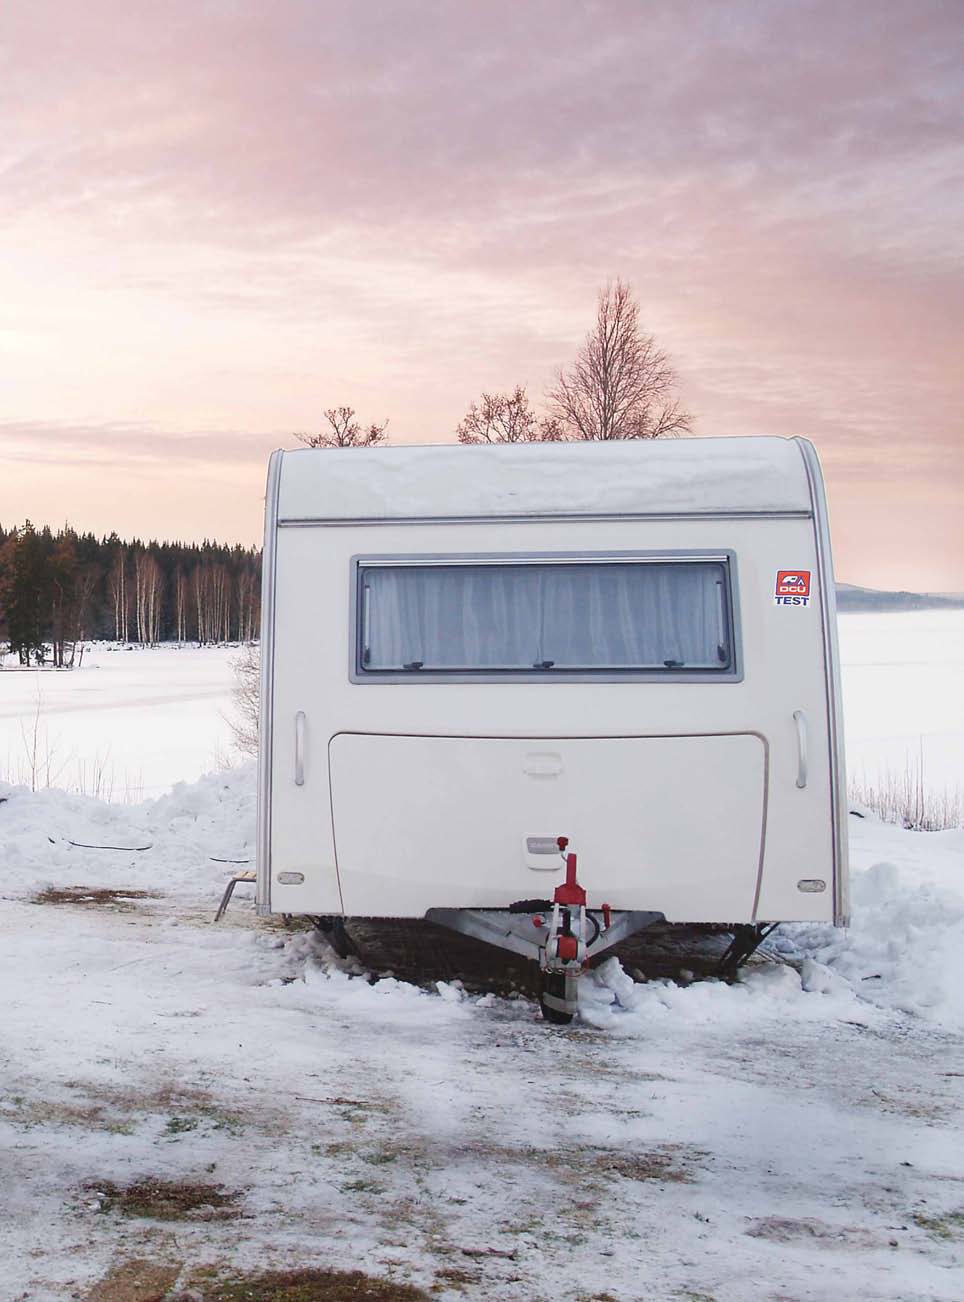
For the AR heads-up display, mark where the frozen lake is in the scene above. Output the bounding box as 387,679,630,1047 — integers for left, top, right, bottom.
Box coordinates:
0,643,238,798
0,611,962,798
839,610,964,793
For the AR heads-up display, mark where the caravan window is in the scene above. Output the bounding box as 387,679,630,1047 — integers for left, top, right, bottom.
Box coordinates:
355,555,736,678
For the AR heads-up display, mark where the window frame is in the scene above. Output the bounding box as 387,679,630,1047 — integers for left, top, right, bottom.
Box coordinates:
349,550,742,684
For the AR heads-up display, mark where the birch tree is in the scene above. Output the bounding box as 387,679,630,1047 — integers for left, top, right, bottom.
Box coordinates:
108,543,129,641
547,280,691,441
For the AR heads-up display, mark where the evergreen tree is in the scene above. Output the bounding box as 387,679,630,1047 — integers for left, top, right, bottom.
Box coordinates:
4,522,50,664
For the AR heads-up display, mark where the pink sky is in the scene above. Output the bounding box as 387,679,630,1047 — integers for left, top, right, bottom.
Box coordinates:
1,0,961,589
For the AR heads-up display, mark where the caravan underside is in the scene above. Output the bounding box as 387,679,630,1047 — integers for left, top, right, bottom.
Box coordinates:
313,907,777,1023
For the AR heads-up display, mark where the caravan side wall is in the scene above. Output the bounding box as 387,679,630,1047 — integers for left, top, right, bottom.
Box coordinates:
258,438,848,927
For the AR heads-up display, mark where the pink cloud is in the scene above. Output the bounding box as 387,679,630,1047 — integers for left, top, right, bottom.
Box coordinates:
0,0,961,586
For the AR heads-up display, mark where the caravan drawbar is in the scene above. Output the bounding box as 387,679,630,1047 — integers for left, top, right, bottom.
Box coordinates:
256,436,847,1021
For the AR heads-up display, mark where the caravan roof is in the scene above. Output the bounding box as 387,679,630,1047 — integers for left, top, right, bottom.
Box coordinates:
275,435,814,524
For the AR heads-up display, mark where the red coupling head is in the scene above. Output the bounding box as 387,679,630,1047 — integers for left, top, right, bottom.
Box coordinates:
557,836,569,851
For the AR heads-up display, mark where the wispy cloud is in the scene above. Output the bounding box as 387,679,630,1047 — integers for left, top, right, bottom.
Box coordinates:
0,0,961,585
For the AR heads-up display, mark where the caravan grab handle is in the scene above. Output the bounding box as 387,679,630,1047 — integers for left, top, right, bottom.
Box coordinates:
294,711,306,786
793,710,808,789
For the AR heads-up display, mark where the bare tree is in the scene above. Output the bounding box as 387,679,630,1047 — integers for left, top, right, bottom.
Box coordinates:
147,556,163,644
456,386,563,445
228,643,260,757
174,567,188,643
547,280,691,441
133,548,145,643
210,563,231,642
74,564,99,643
108,545,129,642
295,407,389,449
133,550,163,644
49,538,78,668
236,566,259,643
192,563,210,645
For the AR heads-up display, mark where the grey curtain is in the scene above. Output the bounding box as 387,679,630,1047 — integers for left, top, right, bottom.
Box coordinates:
362,561,728,671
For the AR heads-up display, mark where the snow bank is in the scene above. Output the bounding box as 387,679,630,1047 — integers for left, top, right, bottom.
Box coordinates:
0,763,255,903
777,818,964,1029
1,765,962,1031
578,813,964,1033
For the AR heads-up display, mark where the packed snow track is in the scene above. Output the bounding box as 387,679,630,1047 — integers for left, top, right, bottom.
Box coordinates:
0,767,962,1300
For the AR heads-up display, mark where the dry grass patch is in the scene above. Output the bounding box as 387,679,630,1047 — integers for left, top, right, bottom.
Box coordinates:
431,1265,480,1287
88,1177,243,1221
912,1210,964,1240
599,1145,703,1184
33,885,160,910
178,1267,431,1301
7,1078,253,1139
747,1216,877,1247
85,1258,183,1302
83,1080,276,1137
4,1090,136,1134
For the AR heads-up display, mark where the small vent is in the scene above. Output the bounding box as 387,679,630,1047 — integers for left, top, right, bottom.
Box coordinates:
797,878,826,893
277,871,305,885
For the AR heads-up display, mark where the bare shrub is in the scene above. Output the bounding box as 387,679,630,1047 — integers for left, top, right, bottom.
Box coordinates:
228,642,259,758
295,406,388,449
1,688,143,800
456,386,562,444
849,751,963,831
15,685,68,792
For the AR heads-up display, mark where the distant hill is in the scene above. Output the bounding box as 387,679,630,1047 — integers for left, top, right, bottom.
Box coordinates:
836,583,964,613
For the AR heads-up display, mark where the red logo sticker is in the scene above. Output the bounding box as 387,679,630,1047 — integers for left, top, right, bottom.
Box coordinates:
776,570,811,597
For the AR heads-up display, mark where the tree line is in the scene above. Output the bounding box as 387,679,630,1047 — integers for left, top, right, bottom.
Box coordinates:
296,279,692,449
0,523,260,665
1,280,683,666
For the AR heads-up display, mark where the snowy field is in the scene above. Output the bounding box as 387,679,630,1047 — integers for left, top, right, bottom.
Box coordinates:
0,643,238,799
0,614,962,1300
840,610,964,793
1,612,963,803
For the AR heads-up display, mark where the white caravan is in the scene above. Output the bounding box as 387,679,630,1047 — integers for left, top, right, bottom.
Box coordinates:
257,436,847,1021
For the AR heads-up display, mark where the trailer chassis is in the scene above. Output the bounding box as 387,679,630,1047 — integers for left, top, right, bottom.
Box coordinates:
428,839,663,1023
310,841,779,1024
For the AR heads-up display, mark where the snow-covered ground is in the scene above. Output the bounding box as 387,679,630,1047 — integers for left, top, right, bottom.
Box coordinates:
0,644,238,799
0,774,961,1300
0,613,962,1299
1,612,962,803
840,610,964,792
2,612,963,805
